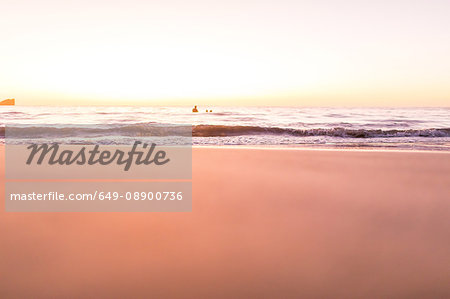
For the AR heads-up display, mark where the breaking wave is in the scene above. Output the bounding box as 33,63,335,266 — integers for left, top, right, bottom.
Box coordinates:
1,124,450,139
193,125,450,138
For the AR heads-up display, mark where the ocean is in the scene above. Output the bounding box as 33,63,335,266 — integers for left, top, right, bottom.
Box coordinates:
1,106,449,150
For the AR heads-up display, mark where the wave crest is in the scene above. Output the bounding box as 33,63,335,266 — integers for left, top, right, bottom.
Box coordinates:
192,125,450,138
1,125,450,139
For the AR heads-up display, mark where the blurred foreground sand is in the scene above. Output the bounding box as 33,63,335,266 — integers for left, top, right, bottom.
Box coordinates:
0,146,449,298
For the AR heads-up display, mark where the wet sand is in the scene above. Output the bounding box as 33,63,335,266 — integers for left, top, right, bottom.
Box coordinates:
0,146,449,298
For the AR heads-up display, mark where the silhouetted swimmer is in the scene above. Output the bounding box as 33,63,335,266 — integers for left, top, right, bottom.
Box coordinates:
192,105,198,113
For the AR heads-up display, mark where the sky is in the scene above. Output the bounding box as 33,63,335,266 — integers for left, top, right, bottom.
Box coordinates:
1,0,449,106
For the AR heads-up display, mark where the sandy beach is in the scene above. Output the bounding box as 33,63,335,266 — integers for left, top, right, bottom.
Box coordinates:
0,145,449,298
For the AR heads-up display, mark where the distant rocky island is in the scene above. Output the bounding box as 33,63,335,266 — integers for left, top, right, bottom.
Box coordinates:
0,98,15,105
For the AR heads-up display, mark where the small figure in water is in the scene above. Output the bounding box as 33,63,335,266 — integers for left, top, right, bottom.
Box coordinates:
192,105,198,113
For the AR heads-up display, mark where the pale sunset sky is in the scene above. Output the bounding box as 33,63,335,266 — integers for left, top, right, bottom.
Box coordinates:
1,0,449,106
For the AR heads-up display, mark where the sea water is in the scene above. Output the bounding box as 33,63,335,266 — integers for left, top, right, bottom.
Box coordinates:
1,106,449,150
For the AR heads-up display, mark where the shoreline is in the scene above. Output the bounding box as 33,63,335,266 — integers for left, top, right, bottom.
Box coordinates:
1,143,450,153
191,144,450,153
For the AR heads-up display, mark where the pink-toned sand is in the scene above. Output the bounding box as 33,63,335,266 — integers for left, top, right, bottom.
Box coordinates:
0,146,449,298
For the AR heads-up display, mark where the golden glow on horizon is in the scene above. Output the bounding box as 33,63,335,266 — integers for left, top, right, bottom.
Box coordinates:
1,0,449,106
